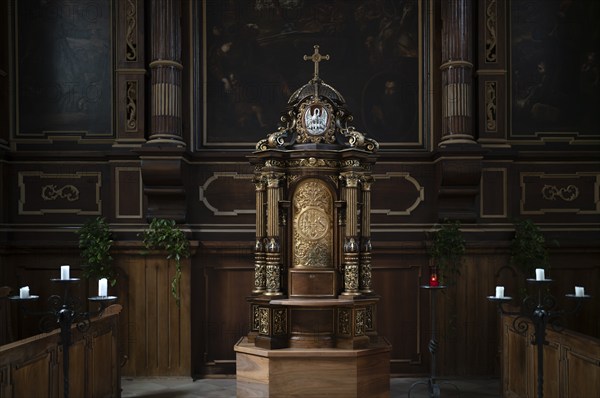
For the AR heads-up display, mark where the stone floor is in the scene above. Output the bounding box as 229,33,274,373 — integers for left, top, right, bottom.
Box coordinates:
121,376,501,397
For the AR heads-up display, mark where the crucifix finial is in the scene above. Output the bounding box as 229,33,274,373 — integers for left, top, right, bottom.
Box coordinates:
303,45,330,81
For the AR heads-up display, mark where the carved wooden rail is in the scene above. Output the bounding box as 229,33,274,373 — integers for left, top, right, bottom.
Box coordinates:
0,304,122,398
502,314,600,398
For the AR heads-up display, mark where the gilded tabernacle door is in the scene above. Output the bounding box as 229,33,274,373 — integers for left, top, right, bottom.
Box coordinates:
292,178,333,269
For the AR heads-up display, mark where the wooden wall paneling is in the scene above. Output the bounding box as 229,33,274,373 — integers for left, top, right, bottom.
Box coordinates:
371,249,426,375
438,252,506,377
118,252,191,377
198,242,254,375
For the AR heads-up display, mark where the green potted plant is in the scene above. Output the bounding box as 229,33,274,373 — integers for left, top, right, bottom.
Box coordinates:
141,218,190,306
427,220,466,286
77,217,116,285
509,219,550,277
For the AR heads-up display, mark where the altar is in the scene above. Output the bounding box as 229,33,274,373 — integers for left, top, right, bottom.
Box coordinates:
234,46,391,398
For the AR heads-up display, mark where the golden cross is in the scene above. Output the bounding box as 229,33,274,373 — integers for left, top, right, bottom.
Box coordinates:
303,45,330,81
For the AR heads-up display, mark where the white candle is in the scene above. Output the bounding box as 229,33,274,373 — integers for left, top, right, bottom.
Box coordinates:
19,286,30,299
495,286,505,298
60,265,70,280
575,286,585,297
535,268,545,281
98,278,108,297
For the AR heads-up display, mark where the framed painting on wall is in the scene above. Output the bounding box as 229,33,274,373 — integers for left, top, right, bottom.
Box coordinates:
15,0,113,138
510,0,600,138
195,0,427,149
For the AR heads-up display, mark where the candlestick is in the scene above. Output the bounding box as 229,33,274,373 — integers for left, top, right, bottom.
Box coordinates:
487,275,589,398
535,268,545,281
10,276,117,398
495,286,504,298
61,265,70,280
98,278,108,297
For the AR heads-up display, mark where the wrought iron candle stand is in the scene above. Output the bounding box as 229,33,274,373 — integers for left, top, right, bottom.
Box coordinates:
487,277,590,398
10,277,117,398
408,285,460,398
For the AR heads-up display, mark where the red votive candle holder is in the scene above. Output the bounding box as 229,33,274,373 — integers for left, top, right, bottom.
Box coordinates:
429,272,439,287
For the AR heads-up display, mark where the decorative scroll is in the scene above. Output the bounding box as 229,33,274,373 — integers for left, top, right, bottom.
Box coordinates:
125,0,138,61
41,185,80,202
520,172,599,214
485,81,497,132
126,80,138,131
19,171,101,215
541,185,579,202
485,0,497,63
292,179,333,268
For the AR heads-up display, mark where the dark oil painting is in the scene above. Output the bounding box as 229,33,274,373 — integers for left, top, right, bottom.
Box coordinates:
17,0,111,136
202,0,420,147
511,0,600,136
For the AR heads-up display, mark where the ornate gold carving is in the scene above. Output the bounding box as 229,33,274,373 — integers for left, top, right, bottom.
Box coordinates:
273,309,287,335
265,260,281,294
365,305,374,330
485,0,497,63
293,179,333,268
339,308,351,336
541,185,579,202
264,159,286,168
341,159,362,168
288,158,338,168
258,308,270,335
41,185,80,201
359,251,372,293
252,305,260,331
126,80,138,131
253,261,266,292
126,0,138,61
355,308,366,336
485,81,497,132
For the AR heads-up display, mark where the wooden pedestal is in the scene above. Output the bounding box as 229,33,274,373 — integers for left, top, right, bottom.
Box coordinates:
234,336,392,398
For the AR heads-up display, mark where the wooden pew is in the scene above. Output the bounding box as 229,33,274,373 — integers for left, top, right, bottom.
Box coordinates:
502,314,600,398
0,304,122,398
